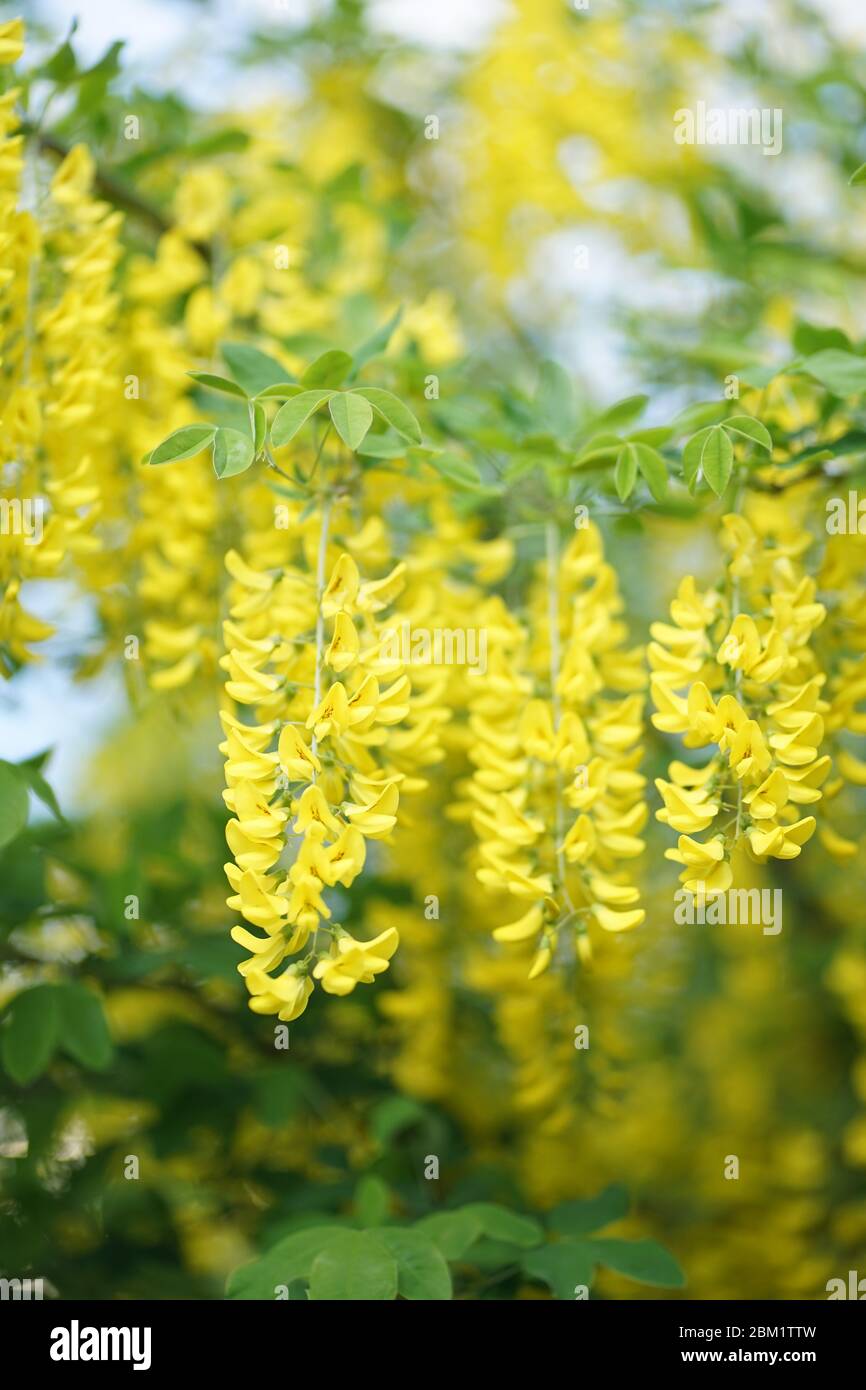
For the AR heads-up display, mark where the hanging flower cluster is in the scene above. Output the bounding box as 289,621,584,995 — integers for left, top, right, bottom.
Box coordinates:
219,485,448,1021
1,20,122,674
651,492,829,889
459,520,646,977
817,524,866,859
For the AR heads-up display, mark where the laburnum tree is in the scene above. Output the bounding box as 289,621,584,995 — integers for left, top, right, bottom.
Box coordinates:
0,4,865,1301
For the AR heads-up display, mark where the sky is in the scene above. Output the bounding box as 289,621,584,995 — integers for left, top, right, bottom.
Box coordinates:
25,0,507,107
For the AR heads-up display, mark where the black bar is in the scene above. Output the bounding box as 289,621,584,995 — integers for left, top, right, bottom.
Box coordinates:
4,1296,861,1375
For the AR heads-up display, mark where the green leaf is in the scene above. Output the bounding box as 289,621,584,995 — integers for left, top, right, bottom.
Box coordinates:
81,39,123,83
722,415,772,452
628,426,673,448
415,1210,483,1260
548,1185,630,1238
187,372,248,399
212,427,255,479
682,427,711,490
353,1174,390,1228
850,163,866,187
357,432,408,459
328,392,373,451
220,343,290,396
585,1238,685,1288
798,349,866,397
737,364,781,389
40,23,79,83
793,322,852,356
791,430,866,469
614,444,638,501
74,40,123,114
186,129,250,159
271,390,334,447
683,424,733,495
0,761,29,849
226,1226,345,1299
352,306,403,371
353,387,422,445
428,453,485,491
670,400,728,436
632,442,669,501
522,1242,596,1299
1,985,60,1085
700,426,734,495
465,1236,525,1270
255,383,302,400
301,350,354,389
17,753,63,823
148,425,215,466
574,436,622,468
369,1095,429,1146
308,1230,398,1301
593,394,648,433
56,984,113,1070
460,1203,544,1249
535,360,577,440
378,1229,452,1300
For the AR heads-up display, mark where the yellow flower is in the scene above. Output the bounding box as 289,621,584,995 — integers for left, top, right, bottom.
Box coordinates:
768,712,824,767
306,681,350,740
246,965,314,1021
326,826,367,886
278,724,321,781
326,611,359,671
0,18,25,63
664,834,733,893
321,553,360,617
225,867,289,931
292,784,342,836
226,781,287,838
357,562,407,613
519,700,557,761
174,168,230,242
592,903,645,933
493,904,544,943
561,813,597,864
744,769,789,820
655,778,719,833
343,780,400,838
726,719,771,780
747,816,816,861
313,927,399,995
225,819,283,873
51,144,96,207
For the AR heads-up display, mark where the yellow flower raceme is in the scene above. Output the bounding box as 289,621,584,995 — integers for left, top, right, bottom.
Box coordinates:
651,499,828,887
1,63,123,672
816,526,866,861
220,513,447,1020
460,521,646,977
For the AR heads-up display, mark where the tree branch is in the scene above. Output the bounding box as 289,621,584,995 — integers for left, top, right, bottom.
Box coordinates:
20,122,213,265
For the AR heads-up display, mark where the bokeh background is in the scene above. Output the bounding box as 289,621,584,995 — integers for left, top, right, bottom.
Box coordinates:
1,0,865,1299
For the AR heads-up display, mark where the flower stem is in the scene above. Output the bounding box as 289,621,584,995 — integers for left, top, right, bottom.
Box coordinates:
311,496,333,768
546,521,575,914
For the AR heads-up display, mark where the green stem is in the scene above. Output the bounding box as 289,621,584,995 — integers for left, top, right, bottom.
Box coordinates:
311,496,333,768
546,520,575,916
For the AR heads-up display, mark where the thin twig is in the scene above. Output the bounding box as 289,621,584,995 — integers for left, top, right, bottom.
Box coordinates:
311,496,333,767
19,121,213,264
546,520,575,915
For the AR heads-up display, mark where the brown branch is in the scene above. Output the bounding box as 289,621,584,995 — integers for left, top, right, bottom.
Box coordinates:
21,122,213,266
